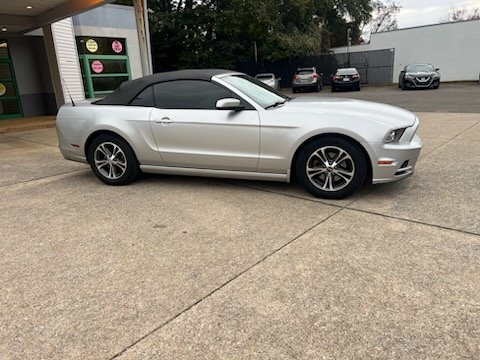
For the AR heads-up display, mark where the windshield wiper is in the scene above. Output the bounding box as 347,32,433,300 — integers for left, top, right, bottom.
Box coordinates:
265,100,287,109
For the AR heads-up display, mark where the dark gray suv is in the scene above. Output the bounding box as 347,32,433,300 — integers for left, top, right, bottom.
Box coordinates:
399,63,440,90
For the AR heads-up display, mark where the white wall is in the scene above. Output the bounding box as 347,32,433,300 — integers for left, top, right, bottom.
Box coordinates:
332,19,480,83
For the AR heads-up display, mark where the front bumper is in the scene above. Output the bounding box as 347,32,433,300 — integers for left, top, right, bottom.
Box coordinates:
370,116,422,184
371,134,422,184
404,77,439,88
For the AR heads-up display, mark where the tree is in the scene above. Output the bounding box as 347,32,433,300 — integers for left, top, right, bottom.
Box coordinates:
440,7,480,23
147,0,374,71
369,0,401,33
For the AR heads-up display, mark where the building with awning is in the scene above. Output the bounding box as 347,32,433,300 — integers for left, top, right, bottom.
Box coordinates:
0,0,152,120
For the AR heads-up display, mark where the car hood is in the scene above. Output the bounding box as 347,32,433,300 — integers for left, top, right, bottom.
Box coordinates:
280,97,416,128
405,71,438,77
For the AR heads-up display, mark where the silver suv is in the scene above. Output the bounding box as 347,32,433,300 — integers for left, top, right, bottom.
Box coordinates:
292,67,323,93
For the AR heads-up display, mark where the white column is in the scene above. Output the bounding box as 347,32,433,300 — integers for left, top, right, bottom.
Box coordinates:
134,0,153,76
43,17,85,108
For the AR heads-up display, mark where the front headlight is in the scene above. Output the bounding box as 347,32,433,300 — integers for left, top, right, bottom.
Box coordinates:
385,128,406,143
405,75,414,80
432,74,440,79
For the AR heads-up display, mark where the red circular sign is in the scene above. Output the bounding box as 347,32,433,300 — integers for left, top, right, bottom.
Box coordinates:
112,40,123,53
91,60,104,74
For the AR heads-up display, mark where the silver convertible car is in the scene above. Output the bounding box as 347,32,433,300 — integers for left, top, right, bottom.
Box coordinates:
57,69,422,199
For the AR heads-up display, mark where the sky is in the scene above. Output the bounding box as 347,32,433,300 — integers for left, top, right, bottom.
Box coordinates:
395,0,480,28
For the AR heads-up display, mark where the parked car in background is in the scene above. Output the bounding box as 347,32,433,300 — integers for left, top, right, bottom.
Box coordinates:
292,67,323,93
399,63,440,90
255,73,281,90
331,68,361,92
57,69,422,199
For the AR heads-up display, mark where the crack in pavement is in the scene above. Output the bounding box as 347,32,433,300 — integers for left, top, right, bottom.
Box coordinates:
0,169,89,190
110,206,346,359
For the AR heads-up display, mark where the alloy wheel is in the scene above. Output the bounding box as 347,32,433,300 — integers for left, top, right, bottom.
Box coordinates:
93,142,128,180
306,146,355,192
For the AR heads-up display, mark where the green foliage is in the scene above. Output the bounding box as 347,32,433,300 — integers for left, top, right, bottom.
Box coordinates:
147,0,373,71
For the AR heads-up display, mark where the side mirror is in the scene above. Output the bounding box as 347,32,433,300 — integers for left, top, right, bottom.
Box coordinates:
436,68,440,71
320,73,324,77
216,98,244,111
278,77,282,81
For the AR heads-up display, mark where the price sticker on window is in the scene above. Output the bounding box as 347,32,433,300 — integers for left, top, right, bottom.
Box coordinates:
91,60,104,74
112,40,123,53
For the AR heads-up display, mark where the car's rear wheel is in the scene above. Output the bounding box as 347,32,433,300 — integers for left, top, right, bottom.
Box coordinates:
88,134,139,185
295,137,367,199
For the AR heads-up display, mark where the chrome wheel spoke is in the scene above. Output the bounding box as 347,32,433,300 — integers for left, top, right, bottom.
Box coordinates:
332,149,348,167
321,173,333,190
113,161,126,172
307,165,327,179
95,159,108,169
108,165,114,178
313,148,328,165
335,169,354,182
98,144,110,158
112,145,122,159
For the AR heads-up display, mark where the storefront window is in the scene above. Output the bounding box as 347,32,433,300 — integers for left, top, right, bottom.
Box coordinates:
76,36,131,99
0,40,23,119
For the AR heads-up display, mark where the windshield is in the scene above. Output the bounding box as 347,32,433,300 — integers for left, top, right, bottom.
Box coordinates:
337,68,357,75
222,75,289,108
256,74,274,80
406,64,435,73
297,69,314,75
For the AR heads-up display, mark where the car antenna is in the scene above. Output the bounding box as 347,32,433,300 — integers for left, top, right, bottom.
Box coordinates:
61,75,76,107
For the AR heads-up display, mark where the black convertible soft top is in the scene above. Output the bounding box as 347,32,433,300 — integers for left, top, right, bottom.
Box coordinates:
95,69,233,105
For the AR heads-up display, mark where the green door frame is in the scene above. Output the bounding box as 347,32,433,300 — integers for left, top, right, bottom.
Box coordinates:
0,55,23,120
79,54,131,99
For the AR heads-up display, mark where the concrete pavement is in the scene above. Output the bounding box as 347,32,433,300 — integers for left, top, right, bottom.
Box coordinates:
0,112,479,359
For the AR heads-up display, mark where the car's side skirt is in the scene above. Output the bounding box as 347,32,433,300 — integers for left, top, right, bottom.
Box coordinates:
140,165,289,183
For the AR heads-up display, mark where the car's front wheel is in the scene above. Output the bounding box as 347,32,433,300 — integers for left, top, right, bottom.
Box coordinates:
88,134,139,185
295,137,367,199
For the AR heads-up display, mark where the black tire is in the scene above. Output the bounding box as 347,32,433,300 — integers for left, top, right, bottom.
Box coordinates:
401,81,407,90
331,86,336,92
355,84,361,91
292,88,298,94
87,134,139,185
316,83,321,92
295,137,367,199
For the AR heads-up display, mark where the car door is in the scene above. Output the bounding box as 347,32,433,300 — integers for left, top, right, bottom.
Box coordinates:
149,80,260,172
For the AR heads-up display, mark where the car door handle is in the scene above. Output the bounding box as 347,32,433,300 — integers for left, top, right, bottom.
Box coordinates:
155,117,173,125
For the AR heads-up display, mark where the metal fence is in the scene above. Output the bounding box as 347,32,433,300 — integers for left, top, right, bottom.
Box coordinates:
237,54,338,88
334,48,395,85
237,48,395,87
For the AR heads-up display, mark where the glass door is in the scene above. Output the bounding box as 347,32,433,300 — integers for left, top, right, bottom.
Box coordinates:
0,41,22,120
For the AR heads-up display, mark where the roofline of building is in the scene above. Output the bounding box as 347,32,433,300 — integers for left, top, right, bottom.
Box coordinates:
375,18,480,35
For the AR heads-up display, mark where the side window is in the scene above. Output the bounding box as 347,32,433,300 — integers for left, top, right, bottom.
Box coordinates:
130,86,154,107
153,80,251,110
